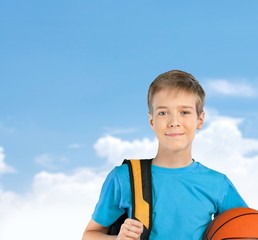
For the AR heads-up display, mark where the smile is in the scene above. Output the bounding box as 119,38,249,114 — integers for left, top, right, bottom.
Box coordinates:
165,133,184,137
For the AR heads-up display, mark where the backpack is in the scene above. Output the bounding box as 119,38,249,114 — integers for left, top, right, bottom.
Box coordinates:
108,159,153,240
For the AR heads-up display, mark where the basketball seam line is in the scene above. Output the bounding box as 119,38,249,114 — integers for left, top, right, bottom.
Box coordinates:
209,212,258,239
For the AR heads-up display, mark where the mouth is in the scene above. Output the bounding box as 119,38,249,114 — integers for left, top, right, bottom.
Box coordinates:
165,133,184,137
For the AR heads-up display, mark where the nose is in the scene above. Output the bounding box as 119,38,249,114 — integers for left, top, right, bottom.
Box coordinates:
168,114,180,128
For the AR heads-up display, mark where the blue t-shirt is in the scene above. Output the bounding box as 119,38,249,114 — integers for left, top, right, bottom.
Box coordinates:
92,161,247,239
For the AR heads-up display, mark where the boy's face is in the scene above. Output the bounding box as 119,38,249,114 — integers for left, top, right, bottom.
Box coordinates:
148,88,205,154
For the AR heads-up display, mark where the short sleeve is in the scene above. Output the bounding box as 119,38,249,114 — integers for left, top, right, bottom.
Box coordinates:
218,175,248,215
92,167,125,227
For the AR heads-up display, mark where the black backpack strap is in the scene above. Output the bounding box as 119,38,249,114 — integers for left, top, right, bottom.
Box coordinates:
108,212,127,235
123,159,153,240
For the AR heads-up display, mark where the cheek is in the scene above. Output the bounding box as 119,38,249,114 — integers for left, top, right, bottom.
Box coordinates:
184,120,198,131
155,122,168,134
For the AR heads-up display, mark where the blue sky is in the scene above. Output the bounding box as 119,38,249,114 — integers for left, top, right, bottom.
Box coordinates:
1,1,258,239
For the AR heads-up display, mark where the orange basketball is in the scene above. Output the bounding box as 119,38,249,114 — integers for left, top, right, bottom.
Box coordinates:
203,207,258,240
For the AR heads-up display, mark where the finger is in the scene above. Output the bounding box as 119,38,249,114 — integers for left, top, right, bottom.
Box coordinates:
119,227,141,240
120,219,143,237
124,218,144,229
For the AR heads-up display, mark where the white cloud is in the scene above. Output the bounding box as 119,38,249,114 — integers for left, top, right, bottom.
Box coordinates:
0,146,15,174
1,113,258,240
206,79,257,97
94,136,158,165
0,168,107,240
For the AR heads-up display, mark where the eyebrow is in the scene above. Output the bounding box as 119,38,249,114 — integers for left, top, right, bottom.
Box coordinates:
155,106,168,110
155,105,194,110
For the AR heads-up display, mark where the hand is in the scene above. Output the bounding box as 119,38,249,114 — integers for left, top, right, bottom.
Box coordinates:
116,218,143,240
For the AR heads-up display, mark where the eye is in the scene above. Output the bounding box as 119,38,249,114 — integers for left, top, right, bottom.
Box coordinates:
181,111,190,115
158,111,168,116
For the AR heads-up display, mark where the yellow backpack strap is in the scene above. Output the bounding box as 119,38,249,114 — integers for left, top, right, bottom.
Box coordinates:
123,159,153,240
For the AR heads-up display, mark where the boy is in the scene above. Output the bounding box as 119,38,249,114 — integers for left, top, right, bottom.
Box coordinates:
82,70,247,239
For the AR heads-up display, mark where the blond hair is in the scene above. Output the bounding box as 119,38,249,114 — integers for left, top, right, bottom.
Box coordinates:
147,70,205,116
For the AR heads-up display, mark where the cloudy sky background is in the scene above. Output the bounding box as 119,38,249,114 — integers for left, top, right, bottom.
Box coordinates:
1,1,258,239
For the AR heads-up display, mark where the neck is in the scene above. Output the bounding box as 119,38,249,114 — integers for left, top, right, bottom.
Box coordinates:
153,148,193,168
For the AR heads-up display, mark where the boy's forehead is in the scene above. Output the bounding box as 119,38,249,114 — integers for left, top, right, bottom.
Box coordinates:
153,88,197,103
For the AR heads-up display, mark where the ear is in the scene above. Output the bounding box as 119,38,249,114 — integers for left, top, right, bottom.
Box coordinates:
148,112,154,129
197,111,205,130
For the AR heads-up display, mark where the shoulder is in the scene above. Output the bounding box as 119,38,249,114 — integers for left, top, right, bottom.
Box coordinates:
196,162,225,175
113,163,130,178
194,162,229,183
104,163,130,188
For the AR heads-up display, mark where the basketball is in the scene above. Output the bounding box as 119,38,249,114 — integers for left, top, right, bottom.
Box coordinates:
203,207,258,240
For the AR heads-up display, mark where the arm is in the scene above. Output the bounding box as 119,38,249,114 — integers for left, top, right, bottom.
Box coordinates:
82,218,143,240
